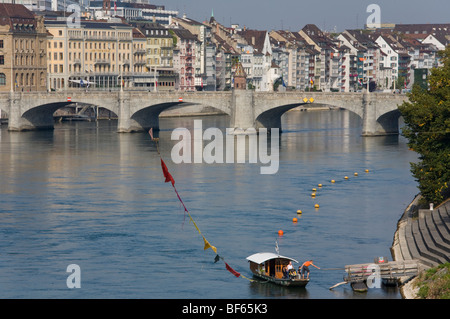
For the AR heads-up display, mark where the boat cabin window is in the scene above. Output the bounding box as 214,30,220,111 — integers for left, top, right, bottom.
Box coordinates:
264,259,290,278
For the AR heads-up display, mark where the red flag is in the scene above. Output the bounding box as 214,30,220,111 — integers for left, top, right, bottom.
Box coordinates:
161,158,175,186
225,262,241,278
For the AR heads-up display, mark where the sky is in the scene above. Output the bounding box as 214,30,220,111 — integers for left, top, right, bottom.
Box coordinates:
160,0,450,32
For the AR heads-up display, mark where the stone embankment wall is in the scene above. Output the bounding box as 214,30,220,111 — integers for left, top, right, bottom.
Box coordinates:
391,195,450,298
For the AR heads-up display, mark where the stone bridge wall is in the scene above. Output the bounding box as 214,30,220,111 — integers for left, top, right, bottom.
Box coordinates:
0,91,408,135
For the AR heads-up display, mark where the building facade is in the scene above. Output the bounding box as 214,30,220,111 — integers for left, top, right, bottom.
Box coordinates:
0,4,48,92
45,19,152,90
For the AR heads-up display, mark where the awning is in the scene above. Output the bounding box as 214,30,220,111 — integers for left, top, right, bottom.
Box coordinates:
246,252,299,264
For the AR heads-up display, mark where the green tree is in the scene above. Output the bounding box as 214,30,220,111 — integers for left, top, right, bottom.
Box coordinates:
398,46,450,205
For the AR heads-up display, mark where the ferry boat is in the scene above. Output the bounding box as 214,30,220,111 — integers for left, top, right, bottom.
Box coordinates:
246,252,309,287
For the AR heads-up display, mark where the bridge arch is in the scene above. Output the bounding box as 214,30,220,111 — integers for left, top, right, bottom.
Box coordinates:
123,92,233,132
20,99,119,130
22,102,74,130
375,109,402,135
128,101,231,132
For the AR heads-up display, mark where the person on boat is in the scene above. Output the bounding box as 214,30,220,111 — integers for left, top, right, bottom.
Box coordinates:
287,262,294,271
286,261,297,278
282,266,289,279
299,260,320,279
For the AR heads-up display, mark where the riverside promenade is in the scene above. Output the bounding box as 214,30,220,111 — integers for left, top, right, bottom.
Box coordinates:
391,195,450,298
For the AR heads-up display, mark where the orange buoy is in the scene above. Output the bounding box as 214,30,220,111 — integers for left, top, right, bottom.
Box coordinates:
331,179,335,183
297,210,302,214
318,183,323,187
293,218,298,223
365,169,369,173
344,176,349,180
314,204,320,209
311,193,316,197
278,230,284,236
354,172,358,176
312,188,317,192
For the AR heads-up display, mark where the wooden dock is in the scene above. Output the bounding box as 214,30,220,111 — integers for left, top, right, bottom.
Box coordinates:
330,259,420,292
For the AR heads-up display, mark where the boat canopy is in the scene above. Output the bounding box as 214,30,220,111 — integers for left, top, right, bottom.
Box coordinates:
246,252,299,265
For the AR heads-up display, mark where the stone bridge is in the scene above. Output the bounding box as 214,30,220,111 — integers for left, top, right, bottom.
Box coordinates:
0,90,408,136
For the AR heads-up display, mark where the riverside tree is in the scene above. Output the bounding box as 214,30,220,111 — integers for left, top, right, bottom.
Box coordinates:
399,45,450,205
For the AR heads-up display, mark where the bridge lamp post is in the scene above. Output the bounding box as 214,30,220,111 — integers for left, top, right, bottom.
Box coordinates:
10,52,14,93
120,64,123,92
152,66,157,92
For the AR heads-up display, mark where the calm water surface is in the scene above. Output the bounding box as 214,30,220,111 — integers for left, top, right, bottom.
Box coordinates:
0,110,418,299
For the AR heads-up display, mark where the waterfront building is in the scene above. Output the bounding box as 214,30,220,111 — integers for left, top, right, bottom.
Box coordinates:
204,16,237,90
236,29,276,91
171,28,197,91
340,30,381,90
336,33,361,92
133,21,175,90
364,23,449,88
50,0,82,12
270,31,321,91
299,24,340,91
89,1,178,25
44,19,154,90
0,0,52,11
131,26,151,87
422,33,449,52
269,30,302,89
172,15,216,91
0,3,48,92
375,34,400,82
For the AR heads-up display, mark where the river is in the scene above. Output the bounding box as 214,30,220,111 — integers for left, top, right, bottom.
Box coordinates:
0,109,418,299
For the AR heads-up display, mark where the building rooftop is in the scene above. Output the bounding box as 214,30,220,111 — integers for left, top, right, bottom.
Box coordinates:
0,3,36,30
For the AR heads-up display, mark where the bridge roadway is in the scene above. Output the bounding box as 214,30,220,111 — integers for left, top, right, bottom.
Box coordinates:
0,90,408,135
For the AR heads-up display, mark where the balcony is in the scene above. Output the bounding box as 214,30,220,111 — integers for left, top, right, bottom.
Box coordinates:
134,49,146,55
94,59,111,65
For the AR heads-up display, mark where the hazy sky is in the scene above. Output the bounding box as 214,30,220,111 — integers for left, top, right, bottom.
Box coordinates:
161,0,450,32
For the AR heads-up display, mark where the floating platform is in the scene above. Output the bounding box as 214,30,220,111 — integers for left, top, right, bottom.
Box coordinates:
330,259,420,292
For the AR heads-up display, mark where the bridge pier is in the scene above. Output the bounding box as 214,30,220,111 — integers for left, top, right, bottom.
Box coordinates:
117,91,162,133
230,90,255,131
362,92,400,136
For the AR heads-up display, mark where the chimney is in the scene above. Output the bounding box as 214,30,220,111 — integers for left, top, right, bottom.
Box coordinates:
252,36,255,45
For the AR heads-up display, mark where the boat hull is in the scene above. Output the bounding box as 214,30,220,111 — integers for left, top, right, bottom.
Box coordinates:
251,272,309,287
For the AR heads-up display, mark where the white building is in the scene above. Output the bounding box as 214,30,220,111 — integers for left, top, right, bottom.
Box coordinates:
0,0,52,11
375,35,398,82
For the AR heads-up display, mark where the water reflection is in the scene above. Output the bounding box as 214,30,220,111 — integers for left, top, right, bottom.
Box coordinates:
0,110,417,298
249,280,310,299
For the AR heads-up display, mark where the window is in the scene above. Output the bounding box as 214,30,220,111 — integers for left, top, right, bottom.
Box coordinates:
0,40,3,48
0,55,4,65
0,73,5,85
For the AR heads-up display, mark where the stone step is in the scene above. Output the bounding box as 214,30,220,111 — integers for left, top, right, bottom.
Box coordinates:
420,214,450,261
439,204,450,231
398,222,412,261
425,212,450,255
405,222,435,267
434,206,450,245
412,221,445,266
